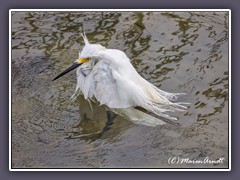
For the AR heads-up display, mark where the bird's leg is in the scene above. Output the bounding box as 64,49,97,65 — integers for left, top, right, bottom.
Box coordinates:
106,111,117,128
96,111,117,139
103,111,117,132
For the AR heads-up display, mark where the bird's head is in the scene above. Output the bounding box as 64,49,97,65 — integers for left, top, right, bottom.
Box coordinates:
53,33,105,81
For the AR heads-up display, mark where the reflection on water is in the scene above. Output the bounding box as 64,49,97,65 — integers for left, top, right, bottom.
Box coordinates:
11,11,229,168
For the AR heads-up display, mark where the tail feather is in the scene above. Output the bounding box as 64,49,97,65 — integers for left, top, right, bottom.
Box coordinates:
137,82,189,120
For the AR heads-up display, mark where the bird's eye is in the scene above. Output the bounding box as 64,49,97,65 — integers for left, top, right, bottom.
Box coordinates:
86,57,91,61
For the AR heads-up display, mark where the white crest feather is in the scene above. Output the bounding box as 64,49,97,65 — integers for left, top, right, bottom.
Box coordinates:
80,32,89,45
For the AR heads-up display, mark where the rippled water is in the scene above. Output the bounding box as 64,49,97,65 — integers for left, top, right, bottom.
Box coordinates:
11,11,229,168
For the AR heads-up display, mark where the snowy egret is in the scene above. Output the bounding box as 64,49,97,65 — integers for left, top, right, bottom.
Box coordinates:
53,33,188,127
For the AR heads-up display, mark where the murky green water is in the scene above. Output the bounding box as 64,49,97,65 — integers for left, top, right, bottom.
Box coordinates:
11,11,229,168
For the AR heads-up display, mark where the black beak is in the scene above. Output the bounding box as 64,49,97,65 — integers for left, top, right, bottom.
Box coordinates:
53,62,81,81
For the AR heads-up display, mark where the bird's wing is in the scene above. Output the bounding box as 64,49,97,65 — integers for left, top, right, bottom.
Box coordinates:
86,59,153,109
82,58,188,121
83,60,129,108
85,60,164,110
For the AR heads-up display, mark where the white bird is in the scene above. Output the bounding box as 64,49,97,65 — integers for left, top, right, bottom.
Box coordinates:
53,33,188,127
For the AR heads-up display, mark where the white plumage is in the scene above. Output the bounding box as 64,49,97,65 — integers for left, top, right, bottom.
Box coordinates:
68,34,188,125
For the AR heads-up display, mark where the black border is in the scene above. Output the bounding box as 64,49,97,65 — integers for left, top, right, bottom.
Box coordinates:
1,0,239,179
